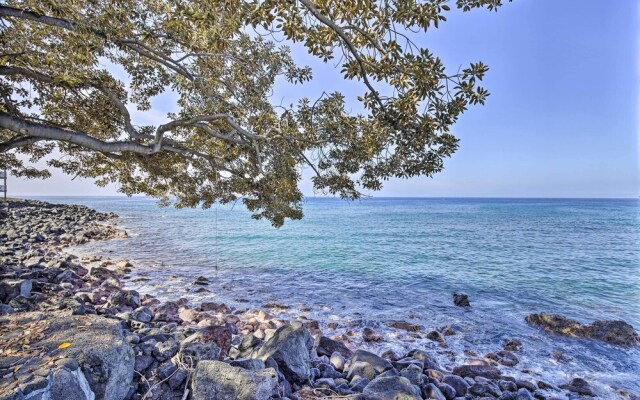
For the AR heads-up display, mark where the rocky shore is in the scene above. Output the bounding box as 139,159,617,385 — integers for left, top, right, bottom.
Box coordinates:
1,199,638,400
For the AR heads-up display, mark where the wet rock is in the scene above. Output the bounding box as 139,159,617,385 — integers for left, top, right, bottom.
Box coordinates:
559,377,594,396
193,276,210,285
363,376,421,400
363,327,382,342
400,364,423,386
317,336,352,358
388,320,422,332
452,364,501,379
406,349,440,371
525,313,639,347
427,330,445,343
469,378,502,397
503,338,523,352
191,360,277,400
453,293,470,307
254,321,313,385
485,350,519,366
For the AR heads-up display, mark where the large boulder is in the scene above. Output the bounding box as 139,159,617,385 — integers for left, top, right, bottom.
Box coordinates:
362,376,422,400
526,313,639,347
191,360,277,400
0,311,134,400
253,321,313,384
317,336,352,359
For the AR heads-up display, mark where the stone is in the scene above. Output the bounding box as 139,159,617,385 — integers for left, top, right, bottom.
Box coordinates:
485,350,519,366
317,336,352,358
423,383,447,400
400,364,423,386
427,330,445,342
362,327,382,342
388,321,422,332
49,367,95,400
2,311,134,400
228,358,266,371
452,364,501,379
559,377,594,396
406,349,440,370
131,306,154,323
350,350,394,375
153,339,179,362
254,321,313,385
347,361,377,381
442,374,470,397
437,383,457,400
453,293,470,307
516,387,535,400
0,279,32,303
191,360,277,400
330,351,346,372
469,380,502,397
525,313,639,347
362,376,421,400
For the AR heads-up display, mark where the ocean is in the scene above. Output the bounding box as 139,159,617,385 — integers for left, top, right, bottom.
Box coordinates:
34,196,640,397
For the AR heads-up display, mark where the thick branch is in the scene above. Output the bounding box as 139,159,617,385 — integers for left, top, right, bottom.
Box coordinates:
0,135,45,152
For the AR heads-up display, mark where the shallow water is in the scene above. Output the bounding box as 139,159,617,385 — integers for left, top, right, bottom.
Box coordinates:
37,196,640,398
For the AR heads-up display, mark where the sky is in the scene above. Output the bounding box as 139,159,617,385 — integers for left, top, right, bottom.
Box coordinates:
9,0,639,198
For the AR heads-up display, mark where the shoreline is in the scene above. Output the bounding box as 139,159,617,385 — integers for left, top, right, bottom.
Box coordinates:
1,199,638,400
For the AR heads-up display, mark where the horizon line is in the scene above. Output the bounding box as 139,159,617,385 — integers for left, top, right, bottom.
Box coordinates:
11,194,640,200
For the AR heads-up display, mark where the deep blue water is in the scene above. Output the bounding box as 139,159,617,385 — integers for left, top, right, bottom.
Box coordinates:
33,196,640,397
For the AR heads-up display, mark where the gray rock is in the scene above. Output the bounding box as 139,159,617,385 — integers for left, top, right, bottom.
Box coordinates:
351,350,394,375
131,306,153,323
153,339,179,362
442,374,469,397
228,358,266,371
0,279,31,303
350,376,370,392
437,383,457,400
452,364,501,379
453,293,470,307
317,336,352,358
516,387,535,400
423,383,446,399
253,321,313,385
330,351,346,372
362,376,421,400
400,364,423,386
49,367,95,400
191,360,277,400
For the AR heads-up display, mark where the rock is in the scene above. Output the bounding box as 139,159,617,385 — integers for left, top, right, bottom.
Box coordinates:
406,349,440,370
131,306,153,323
437,383,457,400
253,321,313,385
134,355,155,373
503,338,523,352
362,327,382,342
49,367,95,400
191,360,277,400
0,279,32,303
469,379,502,397
485,350,519,366
452,364,501,379
108,289,141,309
400,364,423,386
179,341,221,364
423,383,447,400
388,321,421,332
169,369,188,390
427,330,445,343
525,313,639,347
453,293,470,307
350,350,394,375
153,339,179,362
317,336,352,358
515,379,537,392
2,311,134,400
193,276,210,285
228,358,266,371
362,376,421,400
559,377,595,396
330,352,346,372
516,387,535,400
347,361,377,381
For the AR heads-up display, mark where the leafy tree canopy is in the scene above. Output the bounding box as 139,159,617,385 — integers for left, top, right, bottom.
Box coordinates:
0,0,508,226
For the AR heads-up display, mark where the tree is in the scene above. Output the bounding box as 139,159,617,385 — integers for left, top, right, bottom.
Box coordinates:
0,0,508,226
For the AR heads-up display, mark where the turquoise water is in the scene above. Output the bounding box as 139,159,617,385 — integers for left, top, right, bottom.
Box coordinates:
36,196,640,397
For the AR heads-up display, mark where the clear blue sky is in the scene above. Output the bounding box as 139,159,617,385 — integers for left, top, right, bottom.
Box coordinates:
11,0,639,198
